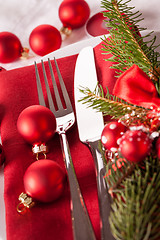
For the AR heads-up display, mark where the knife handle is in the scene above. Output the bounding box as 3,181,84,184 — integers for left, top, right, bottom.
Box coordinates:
60,133,96,240
87,139,115,240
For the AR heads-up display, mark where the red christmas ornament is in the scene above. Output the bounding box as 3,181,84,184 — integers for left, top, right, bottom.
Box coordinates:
29,24,62,56
0,32,23,63
17,105,56,146
86,11,110,37
119,130,152,163
23,159,66,202
101,121,127,152
59,0,90,32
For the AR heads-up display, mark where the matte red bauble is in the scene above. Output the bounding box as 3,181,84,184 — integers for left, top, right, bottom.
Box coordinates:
59,0,90,29
101,121,127,151
29,24,62,56
23,159,66,202
119,130,151,163
17,105,56,145
0,32,23,63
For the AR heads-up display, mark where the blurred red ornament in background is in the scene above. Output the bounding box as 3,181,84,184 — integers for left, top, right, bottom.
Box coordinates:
59,0,90,30
29,24,62,56
0,32,23,63
86,11,110,37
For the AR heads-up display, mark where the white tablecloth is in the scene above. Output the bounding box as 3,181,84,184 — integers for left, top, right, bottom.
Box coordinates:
0,0,160,239
0,0,160,70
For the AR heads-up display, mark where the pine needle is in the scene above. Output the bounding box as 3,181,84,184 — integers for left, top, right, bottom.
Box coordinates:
101,0,160,93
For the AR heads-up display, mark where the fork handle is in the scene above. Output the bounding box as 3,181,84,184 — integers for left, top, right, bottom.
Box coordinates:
59,133,96,240
87,140,115,240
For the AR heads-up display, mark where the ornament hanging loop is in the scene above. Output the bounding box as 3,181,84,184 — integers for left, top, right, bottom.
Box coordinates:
17,202,27,213
35,152,47,161
36,152,47,161
32,143,48,160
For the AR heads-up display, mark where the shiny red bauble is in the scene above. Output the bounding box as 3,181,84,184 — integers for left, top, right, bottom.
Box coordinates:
119,130,152,163
29,24,62,56
17,105,56,145
0,32,23,63
23,159,66,202
59,0,90,29
101,121,127,151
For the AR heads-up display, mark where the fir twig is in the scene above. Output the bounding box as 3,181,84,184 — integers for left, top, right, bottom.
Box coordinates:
101,0,160,93
79,86,150,123
108,162,136,195
79,1,160,239
108,157,160,240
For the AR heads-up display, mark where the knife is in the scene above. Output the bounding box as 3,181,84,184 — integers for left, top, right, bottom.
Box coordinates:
74,46,114,240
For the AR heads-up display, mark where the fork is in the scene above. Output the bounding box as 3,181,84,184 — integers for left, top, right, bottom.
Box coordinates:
34,58,96,240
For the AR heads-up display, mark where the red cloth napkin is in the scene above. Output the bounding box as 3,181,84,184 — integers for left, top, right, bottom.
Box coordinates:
0,42,117,240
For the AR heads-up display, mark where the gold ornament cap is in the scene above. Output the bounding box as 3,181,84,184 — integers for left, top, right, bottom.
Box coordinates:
60,26,72,36
32,143,48,160
17,192,35,213
20,47,29,59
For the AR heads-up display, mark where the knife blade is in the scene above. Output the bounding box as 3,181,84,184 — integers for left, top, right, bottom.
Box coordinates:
74,46,114,240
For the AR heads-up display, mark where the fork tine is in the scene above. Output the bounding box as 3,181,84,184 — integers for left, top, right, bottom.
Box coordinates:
48,58,63,111
41,60,56,114
35,62,46,107
53,58,73,113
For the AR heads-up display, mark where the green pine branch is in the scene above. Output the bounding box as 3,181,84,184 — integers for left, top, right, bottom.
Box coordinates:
107,156,160,240
79,1,160,239
101,0,160,93
103,149,160,240
79,86,151,126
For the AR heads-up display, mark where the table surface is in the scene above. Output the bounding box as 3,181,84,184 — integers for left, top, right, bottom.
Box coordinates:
0,0,160,239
